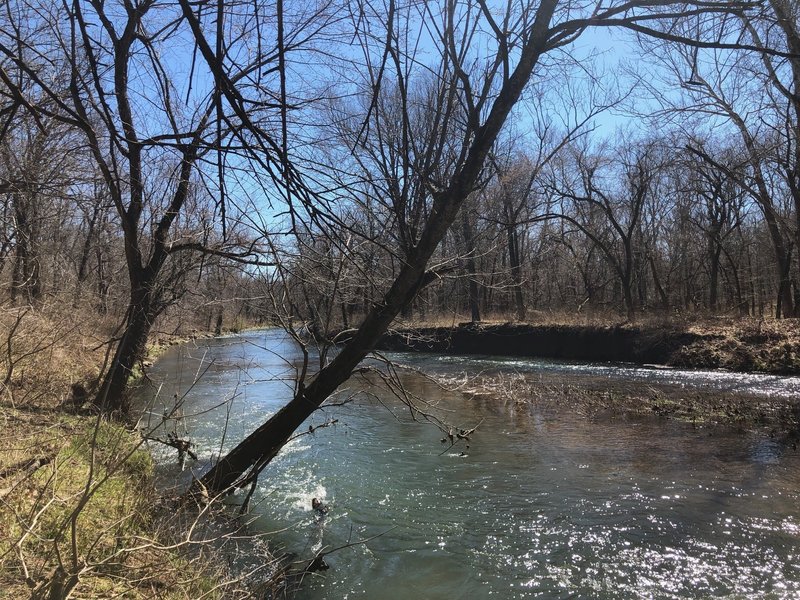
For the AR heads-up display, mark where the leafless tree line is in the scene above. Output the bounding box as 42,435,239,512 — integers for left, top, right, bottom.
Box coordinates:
281,131,787,327
1,0,797,490
274,1,800,329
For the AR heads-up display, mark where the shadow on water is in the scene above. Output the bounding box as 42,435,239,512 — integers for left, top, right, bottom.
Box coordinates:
136,330,800,599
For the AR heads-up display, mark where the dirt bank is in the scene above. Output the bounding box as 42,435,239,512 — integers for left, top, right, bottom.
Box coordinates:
369,319,800,375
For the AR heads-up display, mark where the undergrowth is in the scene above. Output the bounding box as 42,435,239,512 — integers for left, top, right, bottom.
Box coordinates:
0,300,245,599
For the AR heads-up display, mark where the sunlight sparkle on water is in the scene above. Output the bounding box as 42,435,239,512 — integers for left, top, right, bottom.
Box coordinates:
141,332,800,599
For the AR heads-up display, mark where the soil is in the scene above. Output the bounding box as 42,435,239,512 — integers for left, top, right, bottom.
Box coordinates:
370,319,800,375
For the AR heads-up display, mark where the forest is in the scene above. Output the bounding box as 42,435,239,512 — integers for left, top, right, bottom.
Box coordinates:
3,2,800,345
2,0,800,598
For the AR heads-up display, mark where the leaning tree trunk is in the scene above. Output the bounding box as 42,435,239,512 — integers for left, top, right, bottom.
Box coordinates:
199,253,436,494
198,0,560,495
647,252,669,310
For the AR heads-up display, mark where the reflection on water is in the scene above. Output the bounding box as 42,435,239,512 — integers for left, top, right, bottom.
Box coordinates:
138,330,800,599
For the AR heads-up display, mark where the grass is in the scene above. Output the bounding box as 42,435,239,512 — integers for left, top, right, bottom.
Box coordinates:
4,299,798,596
672,317,800,373
0,300,240,599
0,405,236,599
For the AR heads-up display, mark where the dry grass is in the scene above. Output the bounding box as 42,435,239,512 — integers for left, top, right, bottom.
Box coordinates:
0,303,108,409
394,307,683,329
0,406,237,599
436,370,800,432
674,317,800,373
0,298,260,599
396,307,800,330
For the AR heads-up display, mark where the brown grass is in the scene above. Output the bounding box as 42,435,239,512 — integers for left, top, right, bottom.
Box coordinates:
436,370,800,433
0,298,256,599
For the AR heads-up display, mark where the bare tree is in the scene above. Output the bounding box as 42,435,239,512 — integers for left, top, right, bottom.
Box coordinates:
0,109,80,304
638,3,800,316
680,143,748,312
0,0,310,410
549,137,666,321
198,0,766,496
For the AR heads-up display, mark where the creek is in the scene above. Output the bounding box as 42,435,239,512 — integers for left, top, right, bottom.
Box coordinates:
138,329,800,599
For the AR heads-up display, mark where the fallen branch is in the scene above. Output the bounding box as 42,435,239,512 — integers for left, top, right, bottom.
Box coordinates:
146,433,198,461
296,525,398,577
0,455,52,480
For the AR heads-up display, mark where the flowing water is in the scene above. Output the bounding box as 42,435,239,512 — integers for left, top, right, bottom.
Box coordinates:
138,330,800,599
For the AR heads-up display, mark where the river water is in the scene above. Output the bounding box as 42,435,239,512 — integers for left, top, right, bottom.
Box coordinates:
138,329,800,599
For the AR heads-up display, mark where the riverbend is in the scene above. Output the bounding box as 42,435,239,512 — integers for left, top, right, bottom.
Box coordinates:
139,330,800,599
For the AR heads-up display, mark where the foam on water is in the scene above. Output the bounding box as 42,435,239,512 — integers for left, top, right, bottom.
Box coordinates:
428,353,800,398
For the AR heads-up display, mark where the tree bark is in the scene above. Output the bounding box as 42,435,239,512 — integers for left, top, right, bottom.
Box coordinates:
507,224,526,321
709,242,721,312
460,210,481,322
648,252,669,310
94,281,157,413
11,193,42,304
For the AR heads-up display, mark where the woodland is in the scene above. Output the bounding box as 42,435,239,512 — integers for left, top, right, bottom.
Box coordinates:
2,0,800,597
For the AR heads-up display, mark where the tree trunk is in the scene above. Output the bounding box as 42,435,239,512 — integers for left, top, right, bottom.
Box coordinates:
74,203,101,306
623,241,636,321
648,252,669,310
709,242,721,312
197,0,560,495
776,251,794,318
31,566,80,600
11,194,42,304
460,210,481,323
769,0,800,317
507,225,525,321
623,283,636,322
214,309,224,336
96,248,110,314
94,283,156,412
199,260,433,494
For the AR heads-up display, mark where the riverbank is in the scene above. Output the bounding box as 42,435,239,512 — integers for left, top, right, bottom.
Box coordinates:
369,318,800,431
139,327,800,599
0,303,262,598
0,407,229,598
373,318,800,374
